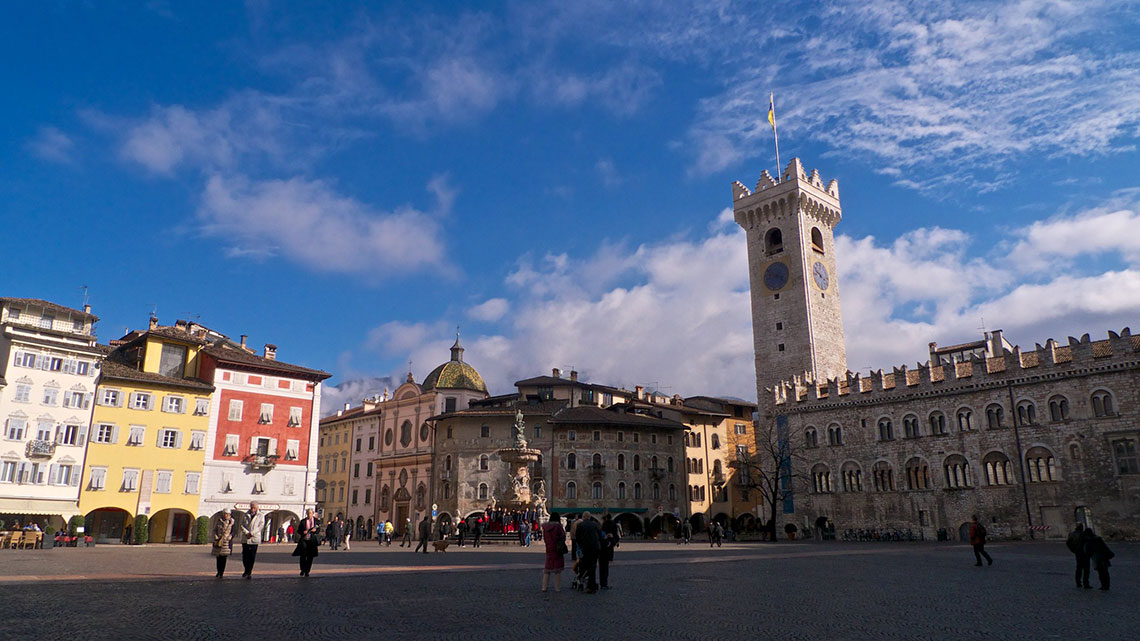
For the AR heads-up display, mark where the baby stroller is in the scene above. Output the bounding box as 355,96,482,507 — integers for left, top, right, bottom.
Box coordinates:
569,559,586,592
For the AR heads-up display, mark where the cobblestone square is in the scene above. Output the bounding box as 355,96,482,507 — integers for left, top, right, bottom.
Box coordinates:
1,540,1135,640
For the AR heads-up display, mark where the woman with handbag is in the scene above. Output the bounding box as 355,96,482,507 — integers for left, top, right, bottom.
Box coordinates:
541,512,568,592
212,509,235,578
292,508,320,577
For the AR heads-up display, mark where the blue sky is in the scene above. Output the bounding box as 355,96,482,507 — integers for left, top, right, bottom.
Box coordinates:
4,1,1140,410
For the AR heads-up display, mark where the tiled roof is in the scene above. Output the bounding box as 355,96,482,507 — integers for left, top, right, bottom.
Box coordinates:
203,343,331,380
550,405,686,430
0,297,99,322
431,399,567,421
685,395,757,410
99,359,215,392
513,375,628,395
1092,340,1112,357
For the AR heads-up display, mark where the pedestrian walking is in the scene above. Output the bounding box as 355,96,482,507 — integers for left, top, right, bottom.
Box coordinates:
414,515,432,553
1083,529,1114,590
212,509,235,578
385,520,394,545
286,522,294,543
457,519,468,547
473,519,483,548
682,519,692,544
378,520,386,546
569,514,582,561
575,512,603,594
1066,523,1091,588
599,514,620,589
293,508,320,577
518,520,528,547
969,515,993,566
344,519,352,551
240,501,265,579
541,513,567,592
401,518,413,547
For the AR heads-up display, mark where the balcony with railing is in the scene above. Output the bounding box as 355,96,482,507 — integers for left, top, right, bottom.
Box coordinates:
242,454,279,470
25,439,56,459
589,464,606,477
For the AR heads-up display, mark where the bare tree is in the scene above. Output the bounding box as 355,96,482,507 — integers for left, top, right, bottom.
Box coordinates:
728,417,805,542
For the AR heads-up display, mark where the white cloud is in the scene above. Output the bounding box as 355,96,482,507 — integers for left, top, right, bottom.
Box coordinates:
366,192,1140,400
198,174,449,276
679,0,1140,188
468,298,510,322
595,158,622,187
27,126,74,164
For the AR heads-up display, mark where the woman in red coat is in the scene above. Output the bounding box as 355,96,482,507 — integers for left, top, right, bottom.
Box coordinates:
541,513,567,592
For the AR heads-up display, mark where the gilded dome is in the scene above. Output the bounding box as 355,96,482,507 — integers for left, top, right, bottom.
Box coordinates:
421,334,488,393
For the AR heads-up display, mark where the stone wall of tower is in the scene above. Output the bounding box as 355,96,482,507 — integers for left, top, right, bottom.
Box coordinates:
734,158,848,400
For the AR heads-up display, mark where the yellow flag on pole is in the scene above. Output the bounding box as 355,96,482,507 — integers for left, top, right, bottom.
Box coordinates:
768,93,776,131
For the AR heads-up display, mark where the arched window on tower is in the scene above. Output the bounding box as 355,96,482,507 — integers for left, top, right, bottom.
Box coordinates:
1092,390,1115,418
983,451,1014,486
1049,395,1070,422
567,453,577,470
1016,400,1037,426
903,415,919,439
765,228,783,255
929,412,947,436
811,227,824,253
1026,447,1058,482
943,454,971,489
956,408,973,432
878,418,894,441
985,404,1004,429
872,461,895,491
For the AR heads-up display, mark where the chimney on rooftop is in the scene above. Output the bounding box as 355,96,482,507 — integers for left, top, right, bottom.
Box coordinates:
149,315,158,330
240,335,247,349
264,344,277,360
83,304,91,315
552,368,561,378
344,402,351,411
635,385,644,400
570,370,578,382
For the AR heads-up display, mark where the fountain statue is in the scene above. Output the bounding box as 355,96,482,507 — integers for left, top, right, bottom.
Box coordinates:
494,409,547,521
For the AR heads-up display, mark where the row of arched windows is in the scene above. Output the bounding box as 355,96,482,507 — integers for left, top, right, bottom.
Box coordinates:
807,390,1117,448
684,432,723,448
564,452,674,472
563,481,675,501
810,447,1061,494
764,226,825,256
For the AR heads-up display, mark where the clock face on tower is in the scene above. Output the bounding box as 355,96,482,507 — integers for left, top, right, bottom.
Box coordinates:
763,262,789,291
813,261,829,291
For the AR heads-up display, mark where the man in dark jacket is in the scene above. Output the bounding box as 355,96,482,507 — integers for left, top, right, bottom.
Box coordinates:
969,515,992,566
1083,529,1114,590
1066,523,1091,588
414,515,432,554
576,512,604,594
599,514,620,589
457,519,468,547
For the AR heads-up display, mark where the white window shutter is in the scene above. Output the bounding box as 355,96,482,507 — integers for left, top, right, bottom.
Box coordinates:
269,438,278,455
250,438,257,455
174,431,183,449
49,464,59,485
70,468,80,487
54,426,64,444
77,425,87,446
111,424,119,444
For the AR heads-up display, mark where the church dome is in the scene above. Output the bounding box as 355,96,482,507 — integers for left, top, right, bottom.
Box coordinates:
421,334,488,394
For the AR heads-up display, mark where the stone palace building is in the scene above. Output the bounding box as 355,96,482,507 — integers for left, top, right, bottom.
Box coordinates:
734,158,1140,540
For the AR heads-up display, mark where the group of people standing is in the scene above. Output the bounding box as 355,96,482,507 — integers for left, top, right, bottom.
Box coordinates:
1067,523,1114,590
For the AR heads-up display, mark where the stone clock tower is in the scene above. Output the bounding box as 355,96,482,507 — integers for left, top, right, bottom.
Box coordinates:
733,158,848,399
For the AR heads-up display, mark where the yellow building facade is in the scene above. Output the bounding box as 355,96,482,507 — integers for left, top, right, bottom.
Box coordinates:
80,326,214,543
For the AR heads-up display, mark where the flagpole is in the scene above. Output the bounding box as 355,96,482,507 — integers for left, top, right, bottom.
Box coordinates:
769,92,781,182
774,125,781,183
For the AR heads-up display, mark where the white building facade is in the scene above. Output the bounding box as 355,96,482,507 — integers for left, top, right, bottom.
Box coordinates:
0,298,102,529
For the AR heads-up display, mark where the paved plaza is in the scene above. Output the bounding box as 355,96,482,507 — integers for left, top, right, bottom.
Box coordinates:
2,540,1136,640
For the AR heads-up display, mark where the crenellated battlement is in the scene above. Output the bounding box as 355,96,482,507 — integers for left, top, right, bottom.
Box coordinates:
772,328,1139,408
733,158,841,231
